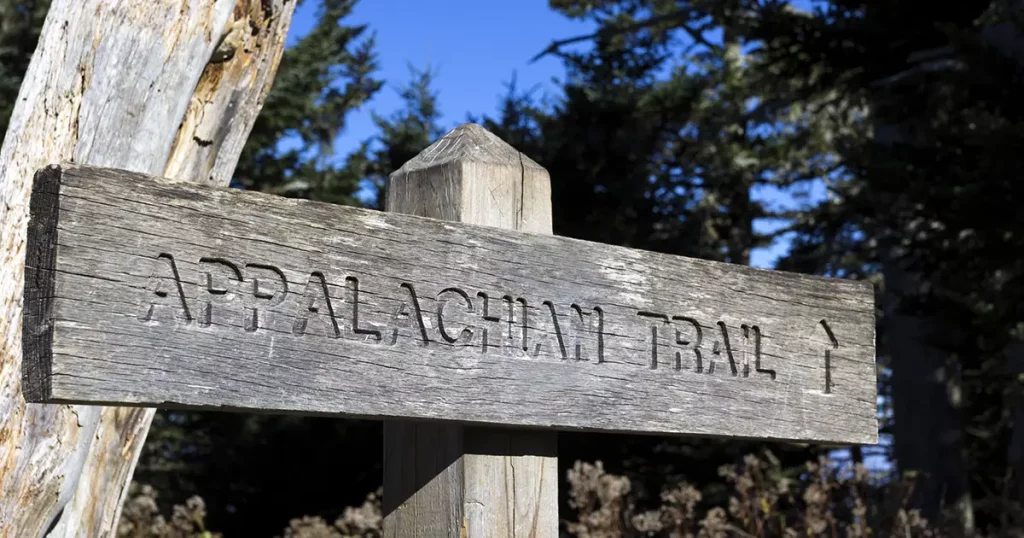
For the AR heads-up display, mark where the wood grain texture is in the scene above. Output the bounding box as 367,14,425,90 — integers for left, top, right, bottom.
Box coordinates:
23,160,878,445
383,123,558,538
59,3,298,536
382,425,557,538
0,2,238,535
164,0,297,186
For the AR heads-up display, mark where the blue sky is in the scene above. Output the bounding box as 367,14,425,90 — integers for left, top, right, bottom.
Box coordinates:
287,0,820,270
290,0,594,152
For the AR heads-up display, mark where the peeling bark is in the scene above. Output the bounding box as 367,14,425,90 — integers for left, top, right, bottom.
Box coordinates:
0,1,295,536
165,0,295,186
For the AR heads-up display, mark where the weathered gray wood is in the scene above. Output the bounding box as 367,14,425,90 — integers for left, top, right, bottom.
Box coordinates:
57,3,298,536
22,163,878,444
0,1,296,536
383,123,558,538
0,2,232,535
383,425,557,538
164,0,297,186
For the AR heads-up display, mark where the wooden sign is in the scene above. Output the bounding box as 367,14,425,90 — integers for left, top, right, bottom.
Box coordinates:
23,163,877,444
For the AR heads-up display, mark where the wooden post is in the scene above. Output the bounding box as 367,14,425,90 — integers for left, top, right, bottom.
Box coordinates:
0,1,295,535
382,123,559,537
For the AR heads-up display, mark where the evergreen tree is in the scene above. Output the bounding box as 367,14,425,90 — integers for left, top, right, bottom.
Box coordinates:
481,27,684,254
477,3,850,512
233,0,382,207
360,64,444,209
540,1,1024,532
0,0,49,139
752,3,1024,530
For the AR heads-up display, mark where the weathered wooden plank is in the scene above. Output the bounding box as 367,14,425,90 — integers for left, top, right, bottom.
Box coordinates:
57,3,298,535
23,162,878,444
383,123,558,538
0,1,262,535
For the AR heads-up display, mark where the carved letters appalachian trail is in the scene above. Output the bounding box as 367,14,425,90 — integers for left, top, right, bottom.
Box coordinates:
22,164,877,444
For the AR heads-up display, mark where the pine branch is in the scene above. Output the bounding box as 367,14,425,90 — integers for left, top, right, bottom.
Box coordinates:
529,10,720,63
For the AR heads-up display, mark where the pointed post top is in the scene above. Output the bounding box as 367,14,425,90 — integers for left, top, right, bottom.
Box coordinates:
386,123,552,234
394,123,544,174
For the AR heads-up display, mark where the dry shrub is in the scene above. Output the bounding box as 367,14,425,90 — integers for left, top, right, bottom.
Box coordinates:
117,484,382,538
120,454,983,537
567,460,635,537
117,483,220,538
276,488,382,538
566,451,941,538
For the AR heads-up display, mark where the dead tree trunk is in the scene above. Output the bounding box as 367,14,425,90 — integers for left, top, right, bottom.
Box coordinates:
0,1,295,536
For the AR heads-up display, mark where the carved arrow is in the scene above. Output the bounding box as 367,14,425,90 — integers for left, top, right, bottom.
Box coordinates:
817,320,839,393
